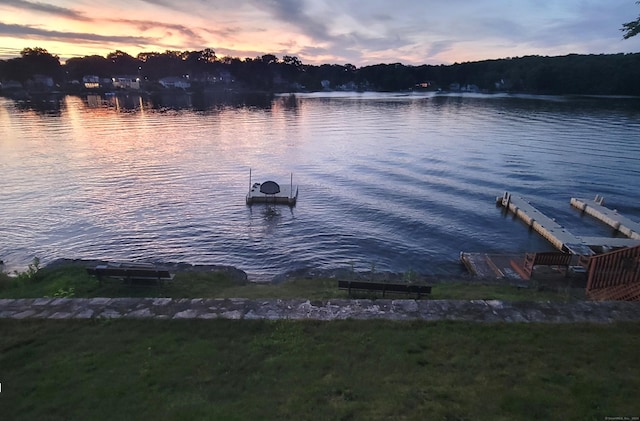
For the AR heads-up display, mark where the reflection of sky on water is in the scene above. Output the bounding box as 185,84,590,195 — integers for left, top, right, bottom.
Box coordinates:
1,93,640,279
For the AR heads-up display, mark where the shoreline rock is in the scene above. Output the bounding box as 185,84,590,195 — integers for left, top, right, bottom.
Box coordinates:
44,258,249,283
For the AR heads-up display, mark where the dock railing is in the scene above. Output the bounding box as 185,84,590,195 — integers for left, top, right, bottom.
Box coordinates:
585,244,640,301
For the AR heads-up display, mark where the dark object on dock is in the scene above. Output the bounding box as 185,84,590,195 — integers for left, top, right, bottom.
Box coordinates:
87,264,174,285
338,279,432,299
259,180,280,195
246,169,298,206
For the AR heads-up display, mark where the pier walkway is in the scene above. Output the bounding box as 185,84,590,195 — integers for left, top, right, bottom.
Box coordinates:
497,193,593,255
1,297,640,323
497,193,640,255
571,197,640,240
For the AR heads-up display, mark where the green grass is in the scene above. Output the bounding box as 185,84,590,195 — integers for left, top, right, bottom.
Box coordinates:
1,319,639,420
430,281,583,301
0,263,579,301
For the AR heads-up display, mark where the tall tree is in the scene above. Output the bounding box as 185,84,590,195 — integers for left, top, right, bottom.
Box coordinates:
106,50,141,75
622,1,640,39
19,47,61,79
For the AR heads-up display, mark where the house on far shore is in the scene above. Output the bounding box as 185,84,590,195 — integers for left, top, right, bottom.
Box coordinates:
83,75,102,89
27,74,54,91
112,76,140,90
0,80,24,91
158,76,191,89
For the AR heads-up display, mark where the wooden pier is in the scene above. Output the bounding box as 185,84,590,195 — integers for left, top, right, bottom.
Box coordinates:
497,192,593,255
570,197,640,240
497,192,640,255
462,194,640,299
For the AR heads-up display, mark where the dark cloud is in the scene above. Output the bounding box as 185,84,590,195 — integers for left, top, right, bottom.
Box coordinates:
0,22,154,45
136,0,240,15
1,0,90,20
248,0,417,64
0,45,23,57
136,0,188,13
105,18,208,45
426,41,454,58
250,0,332,41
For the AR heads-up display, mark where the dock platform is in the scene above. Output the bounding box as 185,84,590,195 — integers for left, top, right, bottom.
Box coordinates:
570,197,640,240
494,192,640,256
245,170,299,206
459,251,586,285
497,192,593,255
246,183,298,206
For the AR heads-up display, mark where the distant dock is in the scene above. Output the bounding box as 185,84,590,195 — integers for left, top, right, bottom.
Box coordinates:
570,197,640,240
496,192,640,255
497,192,593,255
463,194,640,299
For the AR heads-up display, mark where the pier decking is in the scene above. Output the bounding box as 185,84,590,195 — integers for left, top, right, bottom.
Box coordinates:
463,194,640,298
497,192,593,255
570,197,640,240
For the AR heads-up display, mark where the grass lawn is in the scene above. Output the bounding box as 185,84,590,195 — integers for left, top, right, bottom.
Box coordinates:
1,319,639,420
0,263,580,301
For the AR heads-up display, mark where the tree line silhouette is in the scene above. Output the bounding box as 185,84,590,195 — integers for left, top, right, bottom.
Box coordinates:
1,47,639,95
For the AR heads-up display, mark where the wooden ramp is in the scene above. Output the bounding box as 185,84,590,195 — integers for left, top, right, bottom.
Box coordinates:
460,252,526,280
460,252,582,284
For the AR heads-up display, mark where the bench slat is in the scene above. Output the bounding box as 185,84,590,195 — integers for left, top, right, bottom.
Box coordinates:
86,266,174,284
337,280,431,298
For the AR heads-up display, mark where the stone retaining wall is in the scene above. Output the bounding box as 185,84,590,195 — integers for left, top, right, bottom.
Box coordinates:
1,298,639,323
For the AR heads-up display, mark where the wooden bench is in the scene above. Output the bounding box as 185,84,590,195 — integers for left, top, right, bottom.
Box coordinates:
338,280,432,299
522,252,573,279
87,265,174,285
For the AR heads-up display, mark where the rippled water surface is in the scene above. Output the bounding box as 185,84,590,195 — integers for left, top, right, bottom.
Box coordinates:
1,92,639,280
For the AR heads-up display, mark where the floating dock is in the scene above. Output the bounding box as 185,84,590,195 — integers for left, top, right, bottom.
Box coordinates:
497,192,594,255
570,197,640,240
463,193,640,290
496,192,640,255
246,182,298,205
245,170,298,206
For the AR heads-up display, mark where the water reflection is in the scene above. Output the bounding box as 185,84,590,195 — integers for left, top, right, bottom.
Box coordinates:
85,94,109,108
149,92,193,109
77,91,278,112
1,93,640,278
260,206,282,236
110,93,145,111
13,94,65,115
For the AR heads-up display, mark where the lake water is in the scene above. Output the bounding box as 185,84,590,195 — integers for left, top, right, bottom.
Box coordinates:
1,92,639,281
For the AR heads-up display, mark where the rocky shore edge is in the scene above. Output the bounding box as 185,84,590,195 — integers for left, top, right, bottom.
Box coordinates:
44,258,250,282
43,258,482,285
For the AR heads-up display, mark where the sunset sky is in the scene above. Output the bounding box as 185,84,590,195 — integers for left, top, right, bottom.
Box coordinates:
1,0,639,66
